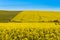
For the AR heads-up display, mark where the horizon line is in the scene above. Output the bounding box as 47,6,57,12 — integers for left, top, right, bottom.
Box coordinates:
0,9,60,12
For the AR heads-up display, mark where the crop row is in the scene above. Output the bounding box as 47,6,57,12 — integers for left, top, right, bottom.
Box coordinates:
0,27,60,40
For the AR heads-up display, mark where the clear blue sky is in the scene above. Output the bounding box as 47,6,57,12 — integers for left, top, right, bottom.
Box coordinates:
0,0,60,10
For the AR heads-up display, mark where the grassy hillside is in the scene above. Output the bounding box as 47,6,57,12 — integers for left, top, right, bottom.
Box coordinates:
11,11,60,23
0,10,20,22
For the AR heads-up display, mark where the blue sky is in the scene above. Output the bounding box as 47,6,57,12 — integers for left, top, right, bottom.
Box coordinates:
0,0,60,10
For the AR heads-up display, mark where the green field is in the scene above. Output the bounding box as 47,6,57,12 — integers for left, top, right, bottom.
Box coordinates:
0,10,21,22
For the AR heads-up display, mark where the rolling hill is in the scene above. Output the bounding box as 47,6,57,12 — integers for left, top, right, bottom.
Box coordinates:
0,10,60,23
11,11,60,23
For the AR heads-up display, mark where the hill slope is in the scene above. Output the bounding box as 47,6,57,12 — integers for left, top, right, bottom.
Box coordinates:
11,11,60,23
0,11,20,22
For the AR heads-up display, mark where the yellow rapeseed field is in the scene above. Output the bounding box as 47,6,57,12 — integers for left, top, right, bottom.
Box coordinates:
11,11,60,22
0,23,60,40
0,11,60,40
